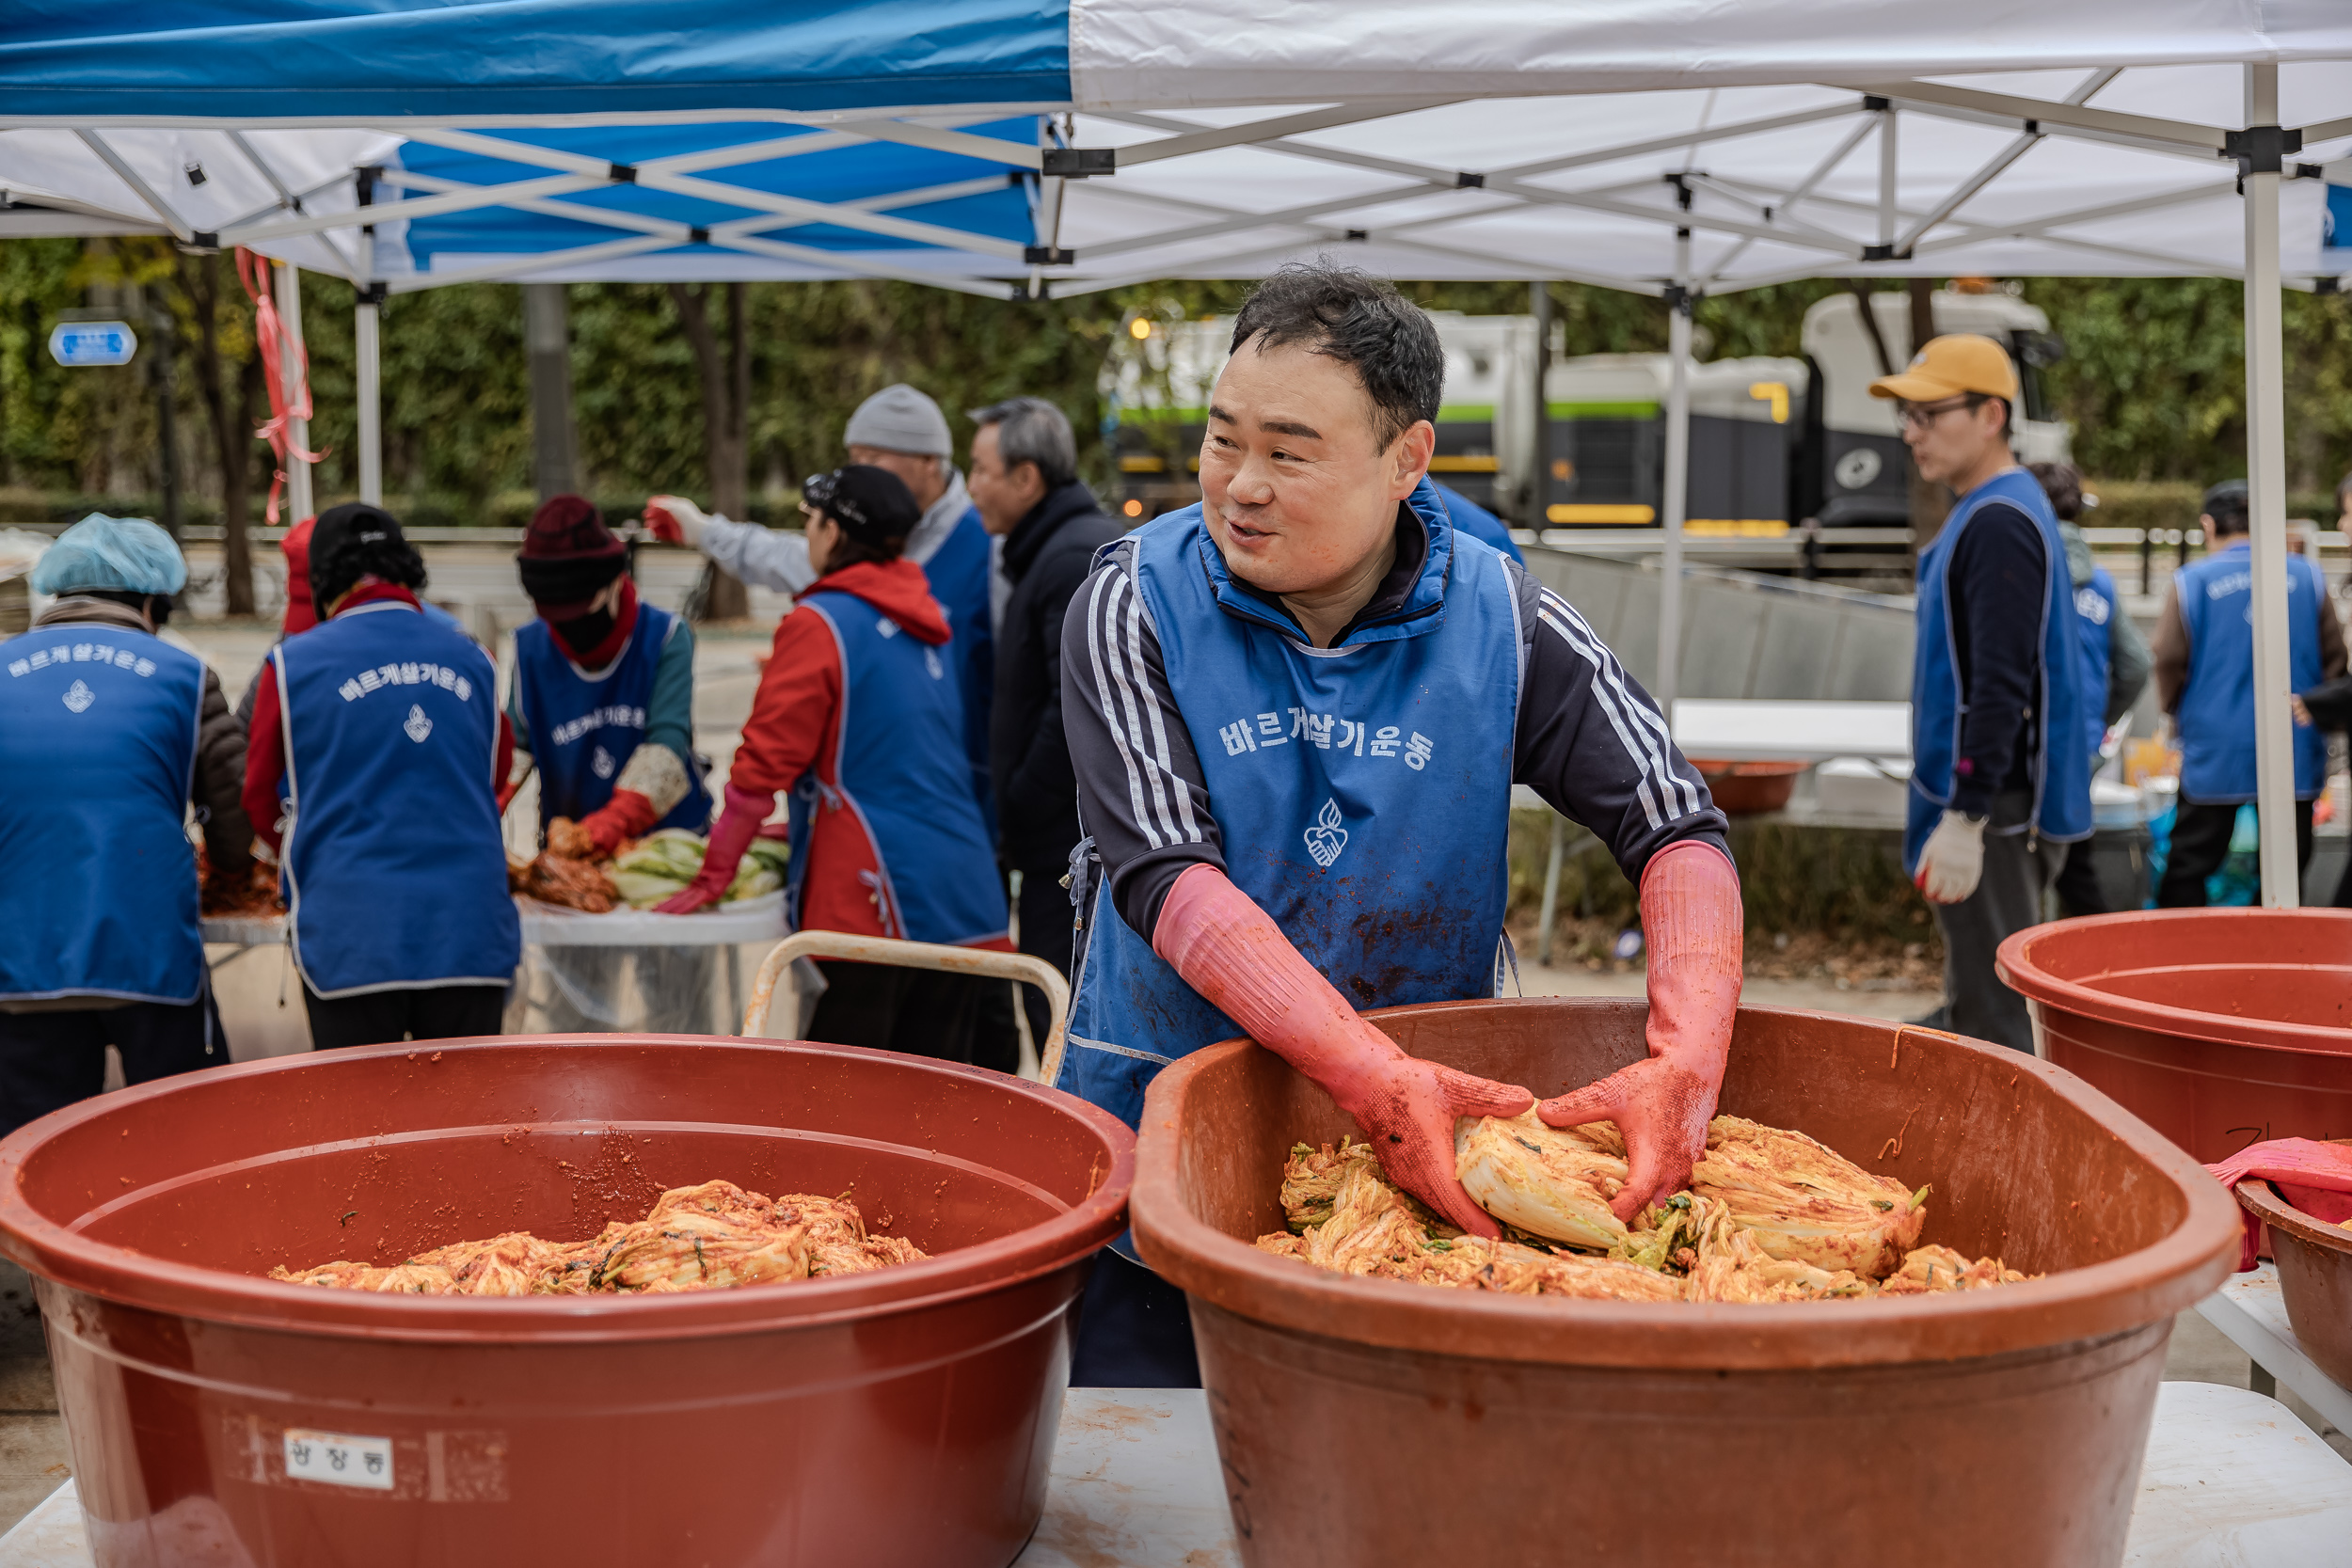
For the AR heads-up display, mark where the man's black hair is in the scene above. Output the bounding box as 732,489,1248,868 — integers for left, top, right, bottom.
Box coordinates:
2026,460,2083,522
2201,479,2249,538
312,527,427,610
1228,262,1443,451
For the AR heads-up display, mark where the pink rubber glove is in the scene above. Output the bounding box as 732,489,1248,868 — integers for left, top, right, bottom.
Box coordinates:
1539,840,1743,1220
1153,863,1533,1237
654,783,768,915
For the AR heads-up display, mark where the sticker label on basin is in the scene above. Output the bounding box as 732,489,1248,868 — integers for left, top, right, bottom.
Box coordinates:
283,1429,394,1491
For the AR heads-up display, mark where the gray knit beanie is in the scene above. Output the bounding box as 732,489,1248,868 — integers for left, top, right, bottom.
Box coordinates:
843,383,953,458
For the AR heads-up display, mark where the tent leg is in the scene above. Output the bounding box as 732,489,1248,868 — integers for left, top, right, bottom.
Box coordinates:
2242,64,2299,908
1657,231,1692,715
274,261,313,523
355,295,382,506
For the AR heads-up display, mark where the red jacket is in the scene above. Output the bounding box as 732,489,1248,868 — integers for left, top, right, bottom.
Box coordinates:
732,559,1009,948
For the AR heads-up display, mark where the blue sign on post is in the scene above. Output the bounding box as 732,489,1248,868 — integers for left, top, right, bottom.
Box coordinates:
48,321,139,368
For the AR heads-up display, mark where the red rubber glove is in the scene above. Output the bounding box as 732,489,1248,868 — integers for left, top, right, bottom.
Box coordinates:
1152,863,1533,1237
577,788,659,856
654,783,768,915
642,496,708,547
1539,840,1743,1220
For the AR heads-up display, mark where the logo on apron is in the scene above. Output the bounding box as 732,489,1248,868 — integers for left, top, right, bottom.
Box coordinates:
1304,798,1349,868
592,745,616,780
61,680,94,714
404,705,434,743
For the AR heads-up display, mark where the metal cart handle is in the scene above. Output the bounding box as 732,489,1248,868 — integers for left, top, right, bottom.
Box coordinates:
742,930,1072,1085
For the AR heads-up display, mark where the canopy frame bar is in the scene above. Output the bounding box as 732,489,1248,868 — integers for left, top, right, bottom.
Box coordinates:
74,130,195,242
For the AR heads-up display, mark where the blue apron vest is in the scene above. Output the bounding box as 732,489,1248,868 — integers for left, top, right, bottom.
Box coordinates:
1907,467,2093,874
1057,482,1521,1138
1433,482,1526,563
513,606,709,839
0,625,204,1003
273,602,522,997
784,591,1008,946
2173,541,2328,802
2073,567,2118,759
923,505,997,835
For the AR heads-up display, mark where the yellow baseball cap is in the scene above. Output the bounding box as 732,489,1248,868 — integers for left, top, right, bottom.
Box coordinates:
1868,333,2019,403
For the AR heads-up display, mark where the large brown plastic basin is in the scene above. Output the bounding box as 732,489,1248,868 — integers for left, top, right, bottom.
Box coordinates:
1996,909,2352,1162
0,1036,1135,1567
1134,999,2238,1567
2233,1162,2352,1391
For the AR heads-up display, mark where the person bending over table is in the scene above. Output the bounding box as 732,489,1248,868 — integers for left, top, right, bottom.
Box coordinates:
243,506,519,1048
654,467,1010,1063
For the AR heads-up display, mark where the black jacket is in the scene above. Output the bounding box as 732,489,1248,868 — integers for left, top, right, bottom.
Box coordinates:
992,481,1126,871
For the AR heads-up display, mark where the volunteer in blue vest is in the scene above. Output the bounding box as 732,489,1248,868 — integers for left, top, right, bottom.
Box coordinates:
2029,462,2152,919
1882,336,2091,1053
653,467,1010,1060
1431,482,1526,563
2151,480,2345,905
1057,264,1741,1386
0,516,246,1133
508,495,708,854
243,505,520,1049
643,384,998,824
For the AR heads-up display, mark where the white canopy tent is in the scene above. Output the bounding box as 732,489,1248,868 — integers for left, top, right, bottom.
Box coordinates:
6,0,2345,901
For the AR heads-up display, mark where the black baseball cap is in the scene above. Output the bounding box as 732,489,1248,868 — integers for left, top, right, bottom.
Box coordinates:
803,465,920,548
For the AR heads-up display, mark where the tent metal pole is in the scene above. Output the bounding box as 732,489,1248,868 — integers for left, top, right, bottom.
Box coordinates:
356,175,383,506
2242,63,2299,906
1878,106,1899,251
355,297,382,505
1658,228,1692,715
275,261,313,522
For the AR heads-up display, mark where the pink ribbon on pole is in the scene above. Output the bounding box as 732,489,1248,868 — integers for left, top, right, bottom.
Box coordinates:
236,248,327,526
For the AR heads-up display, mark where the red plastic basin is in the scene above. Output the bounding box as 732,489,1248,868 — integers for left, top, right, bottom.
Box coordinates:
1996,909,2352,1161
0,1036,1135,1567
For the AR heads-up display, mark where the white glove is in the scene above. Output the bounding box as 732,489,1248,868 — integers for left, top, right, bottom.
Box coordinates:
1914,811,1986,905
644,495,718,549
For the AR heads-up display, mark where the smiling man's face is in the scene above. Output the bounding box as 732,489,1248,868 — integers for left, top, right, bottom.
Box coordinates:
1197,339,1434,597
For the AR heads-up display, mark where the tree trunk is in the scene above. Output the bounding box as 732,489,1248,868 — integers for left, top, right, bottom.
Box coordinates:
1905,277,1952,553
180,252,259,616
668,281,751,621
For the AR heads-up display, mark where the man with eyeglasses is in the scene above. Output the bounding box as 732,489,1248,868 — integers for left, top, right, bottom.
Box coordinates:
1874,335,2091,1053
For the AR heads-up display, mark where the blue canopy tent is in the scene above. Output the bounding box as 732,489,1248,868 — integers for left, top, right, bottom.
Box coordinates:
8,0,2352,898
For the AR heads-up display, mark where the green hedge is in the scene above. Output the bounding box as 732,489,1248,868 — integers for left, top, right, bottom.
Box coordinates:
0,485,807,532
1506,810,1933,945
2082,478,2337,533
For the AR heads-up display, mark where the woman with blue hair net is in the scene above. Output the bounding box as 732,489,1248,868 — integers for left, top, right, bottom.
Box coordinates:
0,515,253,1134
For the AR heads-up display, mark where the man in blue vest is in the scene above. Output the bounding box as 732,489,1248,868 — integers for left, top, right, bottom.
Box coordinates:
2030,462,2152,918
0,515,241,1133
2151,480,2345,905
644,384,998,826
1058,264,1742,1385
1431,482,1526,563
1880,336,2091,1053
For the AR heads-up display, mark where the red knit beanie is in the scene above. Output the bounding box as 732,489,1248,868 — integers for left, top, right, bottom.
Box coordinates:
516,494,627,616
